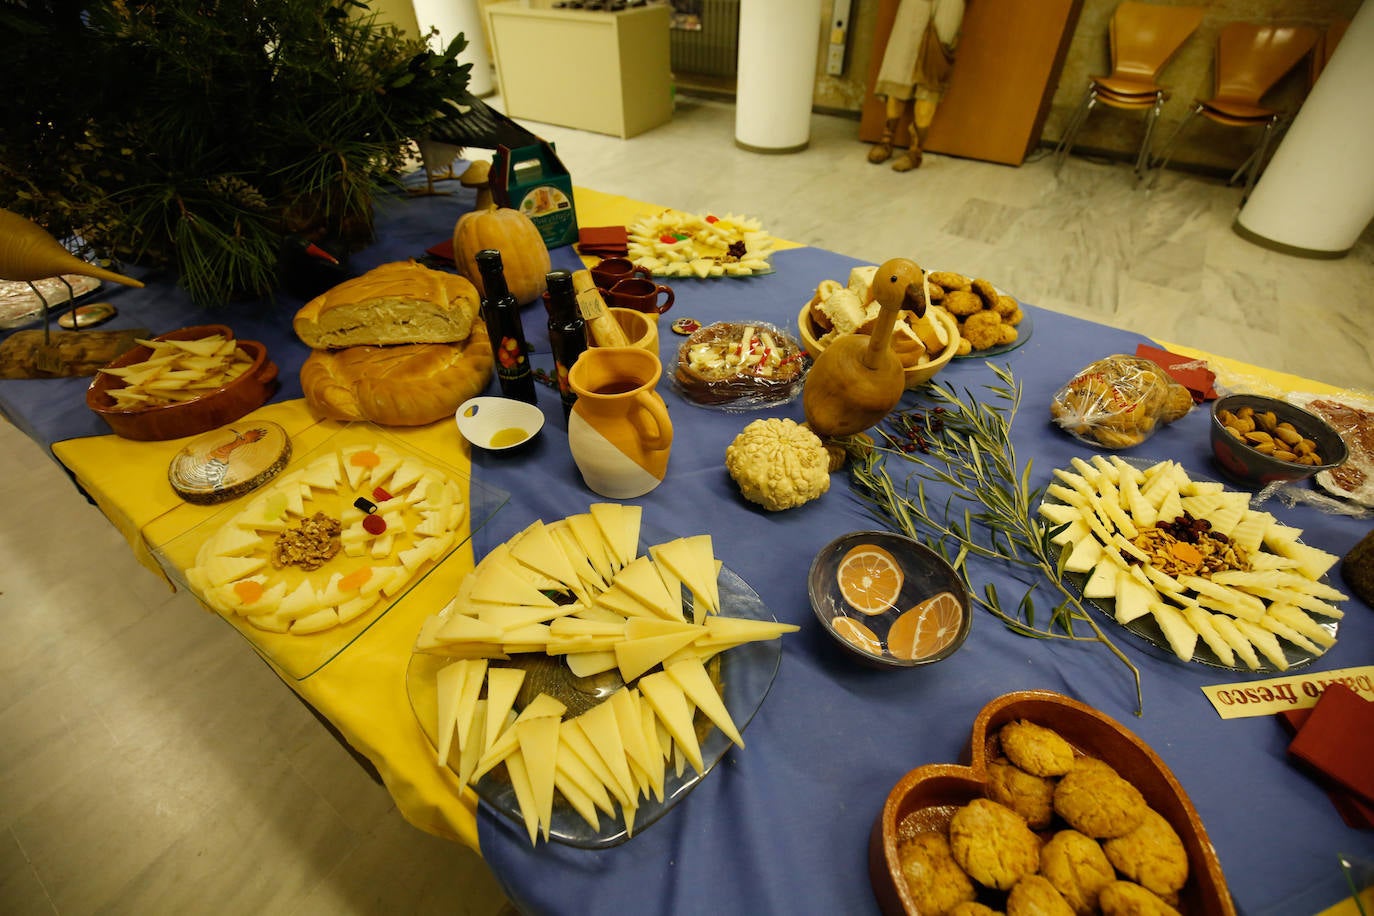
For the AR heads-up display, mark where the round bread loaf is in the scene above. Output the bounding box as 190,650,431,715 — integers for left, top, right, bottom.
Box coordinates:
293,261,479,349
300,322,493,426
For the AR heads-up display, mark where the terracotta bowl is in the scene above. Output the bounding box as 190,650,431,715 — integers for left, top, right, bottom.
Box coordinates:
869,690,1236,915
1210,393,1347,489
86,324,278,441
797,302,959,389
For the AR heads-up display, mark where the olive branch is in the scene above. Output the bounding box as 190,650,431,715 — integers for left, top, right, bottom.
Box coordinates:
847,363,1144,714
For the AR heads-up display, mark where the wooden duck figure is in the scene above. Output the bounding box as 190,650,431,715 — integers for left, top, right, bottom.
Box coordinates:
802,257,926,438
0,208,143,288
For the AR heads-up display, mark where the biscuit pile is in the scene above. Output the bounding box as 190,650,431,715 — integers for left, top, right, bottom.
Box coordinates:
922,270,1022,355
898,720,1190,916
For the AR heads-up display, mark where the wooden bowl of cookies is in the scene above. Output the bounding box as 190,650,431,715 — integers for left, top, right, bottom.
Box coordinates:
869,690,1235,915
797,301,959,389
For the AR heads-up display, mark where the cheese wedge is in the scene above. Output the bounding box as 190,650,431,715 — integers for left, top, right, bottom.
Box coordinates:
483,667,527,753
435,660,469,766
614,630,702,683
561,715,630,809
652,535,720,615
576,700,637,805
613,556,676,617
516,716,561,839
504,750,542,845
638,671,704,775
510,520,585,598
666,656,743,747
469,560,558,608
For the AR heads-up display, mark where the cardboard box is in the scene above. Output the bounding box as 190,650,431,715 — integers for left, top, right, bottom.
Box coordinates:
491,142,578,249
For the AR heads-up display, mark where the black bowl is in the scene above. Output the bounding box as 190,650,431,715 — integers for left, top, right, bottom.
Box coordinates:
1210,394,1348,488
808,530,971,669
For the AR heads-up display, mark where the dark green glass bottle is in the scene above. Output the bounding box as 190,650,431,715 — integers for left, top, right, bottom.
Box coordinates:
475,248,537,404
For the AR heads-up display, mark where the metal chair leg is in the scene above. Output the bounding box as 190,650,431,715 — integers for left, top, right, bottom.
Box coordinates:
1133,93,1165,184
1055,85,1098,174
1239,117,1278,207
1147,104,1201,190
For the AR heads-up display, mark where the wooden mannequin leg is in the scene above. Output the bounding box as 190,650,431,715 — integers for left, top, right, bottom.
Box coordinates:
868,96,909,164
893,99,938,172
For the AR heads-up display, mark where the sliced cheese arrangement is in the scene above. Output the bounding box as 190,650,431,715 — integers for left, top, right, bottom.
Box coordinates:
412,504,797,846
626,210,775,278
185,442,467,636
1042,455,1344,671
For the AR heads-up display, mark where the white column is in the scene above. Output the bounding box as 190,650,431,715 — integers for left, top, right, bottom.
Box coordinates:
1234,3,1374,258
412,0,494,97
735,0,824,153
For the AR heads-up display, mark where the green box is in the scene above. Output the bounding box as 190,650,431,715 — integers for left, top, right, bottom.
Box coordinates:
491,142,578,249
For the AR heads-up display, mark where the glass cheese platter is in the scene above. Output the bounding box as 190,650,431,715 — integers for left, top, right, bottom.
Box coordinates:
154,426,508,680
406,543,785,849
1044,455,1340,674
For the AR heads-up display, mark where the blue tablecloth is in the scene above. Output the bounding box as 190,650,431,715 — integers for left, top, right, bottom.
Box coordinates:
5,186,1370,914
470,246,1374,916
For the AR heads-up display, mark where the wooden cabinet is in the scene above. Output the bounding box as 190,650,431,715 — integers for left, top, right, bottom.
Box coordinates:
487,2,674,139
860,0,1083,165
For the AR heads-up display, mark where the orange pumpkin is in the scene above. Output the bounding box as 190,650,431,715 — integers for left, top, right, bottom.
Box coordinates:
452,206,552,305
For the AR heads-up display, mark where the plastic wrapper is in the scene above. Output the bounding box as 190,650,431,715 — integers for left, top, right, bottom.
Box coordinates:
671,320,808,410
1049,354,1195,449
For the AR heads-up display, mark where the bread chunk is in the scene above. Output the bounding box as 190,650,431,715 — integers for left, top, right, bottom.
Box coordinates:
294,261,478,349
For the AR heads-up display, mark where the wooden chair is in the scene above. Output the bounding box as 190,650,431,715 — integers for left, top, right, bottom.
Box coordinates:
1148,22,1318,201
1054,2,1205,181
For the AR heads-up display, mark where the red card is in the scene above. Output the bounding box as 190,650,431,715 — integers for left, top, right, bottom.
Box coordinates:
425,238,455,265
1135,343,1218,403
1279,707,1374,828
578,226,628,256
1288,684,1374,808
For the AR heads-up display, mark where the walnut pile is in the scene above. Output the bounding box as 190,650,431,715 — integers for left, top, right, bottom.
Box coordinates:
271,512,342,570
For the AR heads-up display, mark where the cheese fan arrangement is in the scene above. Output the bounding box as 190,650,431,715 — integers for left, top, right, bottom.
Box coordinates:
412,503,798,846
186,442,467,636
1043,455,1343,671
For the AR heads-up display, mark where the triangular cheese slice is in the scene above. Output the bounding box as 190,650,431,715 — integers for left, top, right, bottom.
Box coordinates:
510,520,586,598
613,556,675,617
516,716,561,840
568,512,615,582
696,615,799,646
458,700,489,787
469,560,557,608
594,584,661,620
454,659,488,753
638,672,704,775
609,688,655,786
650,535,719,614
562,713,631,808
666,656,743,748
503,750,542,845
576,700,637,805
434,660,470,766
615,630,703,683
484,667,526,753
591,503,640,570
565,650,619,678
555,742,616,817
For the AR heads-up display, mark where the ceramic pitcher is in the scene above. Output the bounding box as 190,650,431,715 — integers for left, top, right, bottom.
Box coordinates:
567,347,673,498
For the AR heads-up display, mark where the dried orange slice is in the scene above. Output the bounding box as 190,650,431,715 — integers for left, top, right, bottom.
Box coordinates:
836,544,904,615
831,616,883,655
887,591,964,660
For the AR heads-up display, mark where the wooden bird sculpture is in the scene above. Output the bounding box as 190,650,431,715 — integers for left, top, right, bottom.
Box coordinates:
0,208,143,288
802,257,926,438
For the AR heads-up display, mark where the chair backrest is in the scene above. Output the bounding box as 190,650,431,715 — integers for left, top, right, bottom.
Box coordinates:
1109,2,1206,83
1214,22,1319,104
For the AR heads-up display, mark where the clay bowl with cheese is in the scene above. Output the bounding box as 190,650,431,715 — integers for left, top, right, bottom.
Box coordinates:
808,530,971,669
870,690,1236,916
87,324,278,441
797,302,959,389
1209,394,1347,489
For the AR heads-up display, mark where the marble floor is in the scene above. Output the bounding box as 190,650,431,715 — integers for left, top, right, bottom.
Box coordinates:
2,92,1372,916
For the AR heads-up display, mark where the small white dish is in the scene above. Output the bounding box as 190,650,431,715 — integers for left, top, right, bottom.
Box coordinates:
455,397,544,451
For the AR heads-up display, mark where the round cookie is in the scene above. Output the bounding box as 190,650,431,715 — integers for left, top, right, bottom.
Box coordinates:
949,798,1041,891
1103,808,1189,898
986,757,1056,828
1097,880,1182,916
1040,829,1116,914
897,831,976,916
1053,757,1148,839
1006,874,1075,916
948,903,1001,916
1000,719,1076,777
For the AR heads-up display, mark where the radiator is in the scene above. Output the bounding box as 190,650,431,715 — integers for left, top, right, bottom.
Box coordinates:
670,0,740,78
